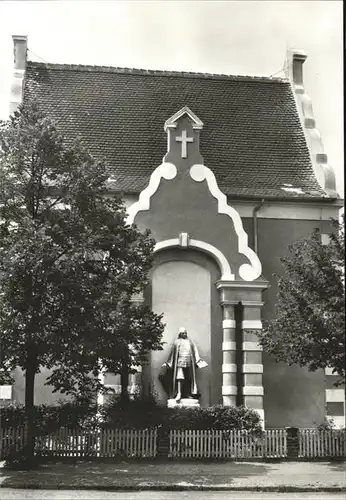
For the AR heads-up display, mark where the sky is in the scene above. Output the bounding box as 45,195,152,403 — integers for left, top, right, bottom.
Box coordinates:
0,0,343,196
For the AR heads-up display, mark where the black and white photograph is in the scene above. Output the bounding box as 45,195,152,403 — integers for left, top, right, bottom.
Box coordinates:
0,1,344,498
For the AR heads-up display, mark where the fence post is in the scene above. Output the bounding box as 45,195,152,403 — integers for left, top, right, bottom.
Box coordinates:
21,421,29,455
156,426,169,458
286,427,299,459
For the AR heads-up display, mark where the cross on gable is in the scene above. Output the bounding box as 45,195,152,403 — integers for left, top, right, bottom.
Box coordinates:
163,107,204,168
175,130,194,158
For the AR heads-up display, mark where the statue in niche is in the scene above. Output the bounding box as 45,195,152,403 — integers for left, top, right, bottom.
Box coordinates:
160,327,207,402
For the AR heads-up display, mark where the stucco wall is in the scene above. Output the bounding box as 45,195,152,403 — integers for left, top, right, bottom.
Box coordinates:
242,217,334,428
12,367,70,406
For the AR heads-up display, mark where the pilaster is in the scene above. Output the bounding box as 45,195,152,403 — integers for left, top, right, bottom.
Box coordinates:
241,302,265,426
325,367,345,429
221,303,237,406
217,279,269,425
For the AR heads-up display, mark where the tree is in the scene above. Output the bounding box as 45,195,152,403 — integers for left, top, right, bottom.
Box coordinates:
0,98,164,459
258,218,345,385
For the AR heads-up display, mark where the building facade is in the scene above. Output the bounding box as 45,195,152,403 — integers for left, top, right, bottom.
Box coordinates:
1,35,344,429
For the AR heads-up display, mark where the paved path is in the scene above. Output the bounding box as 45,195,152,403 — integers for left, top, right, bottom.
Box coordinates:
1,460,345,490
1,491,345,500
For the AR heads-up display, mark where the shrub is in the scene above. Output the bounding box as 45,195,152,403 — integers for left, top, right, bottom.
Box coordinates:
99,395,167,429
315,417,345,433
0,402,26,427
316,417,335,432
0,397,262,434
100,397,262,432
201,405,262,431
0,401,99,434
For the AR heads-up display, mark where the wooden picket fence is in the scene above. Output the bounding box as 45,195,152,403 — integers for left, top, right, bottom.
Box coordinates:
1,426,345,460
169,429,287,458
0,426,26,460
98,428,157,458
0,427,157,459
36,428,99,458
299,429,346,458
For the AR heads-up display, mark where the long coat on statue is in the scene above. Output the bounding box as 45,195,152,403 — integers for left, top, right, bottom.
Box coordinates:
164,337,206,398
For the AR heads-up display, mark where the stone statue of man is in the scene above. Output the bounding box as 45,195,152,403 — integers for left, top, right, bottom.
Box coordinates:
163,327,207,402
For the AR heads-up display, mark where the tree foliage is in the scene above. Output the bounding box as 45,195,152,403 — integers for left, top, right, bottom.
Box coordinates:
0,98,164,404
258,217,345,385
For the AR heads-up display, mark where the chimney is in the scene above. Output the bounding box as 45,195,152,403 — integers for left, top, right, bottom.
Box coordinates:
285,47,337,196
10,35,28,114
285,49,307,93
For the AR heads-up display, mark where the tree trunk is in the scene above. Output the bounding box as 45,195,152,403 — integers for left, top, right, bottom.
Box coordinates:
24,357,37,459
120,363,129,404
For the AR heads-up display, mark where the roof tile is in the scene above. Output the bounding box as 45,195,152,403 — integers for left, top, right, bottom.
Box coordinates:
24,62,329,199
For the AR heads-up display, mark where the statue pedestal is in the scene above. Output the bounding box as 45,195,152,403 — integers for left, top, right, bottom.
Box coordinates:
167,398,200,408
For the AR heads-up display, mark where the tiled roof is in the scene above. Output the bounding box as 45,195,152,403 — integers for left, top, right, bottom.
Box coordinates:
24,62,331,200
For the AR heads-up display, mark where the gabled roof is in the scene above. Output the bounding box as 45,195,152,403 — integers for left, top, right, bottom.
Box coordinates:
24,61,332,200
